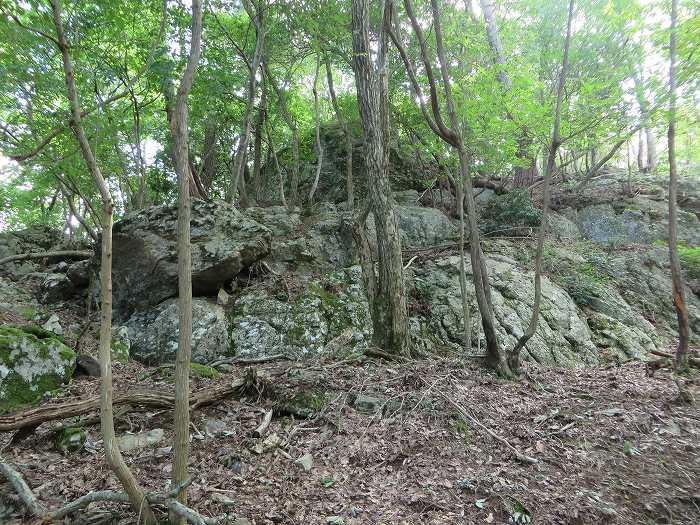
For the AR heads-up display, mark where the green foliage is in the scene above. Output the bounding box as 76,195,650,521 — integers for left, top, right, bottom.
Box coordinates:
678,244,700,279
480,189,542,235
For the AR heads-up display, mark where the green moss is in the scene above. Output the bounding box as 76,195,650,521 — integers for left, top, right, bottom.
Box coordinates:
55,426,87,453
0,326,76,414
190,362,220,379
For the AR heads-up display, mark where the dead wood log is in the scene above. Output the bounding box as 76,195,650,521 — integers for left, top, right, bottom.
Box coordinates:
0,373,261,432
650,349,700,368
0,249,93,266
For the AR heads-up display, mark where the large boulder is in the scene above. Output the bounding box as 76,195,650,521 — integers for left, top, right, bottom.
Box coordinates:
412,255,598,365
561,197,700,247
248,203,456,273
0,326,76,413
0,226,84,275
229,268,371,359
110,200,272,321
37,273,76,304
125,298,230,364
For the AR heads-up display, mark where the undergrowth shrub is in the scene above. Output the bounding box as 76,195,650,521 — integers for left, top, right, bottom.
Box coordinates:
480,188,542,236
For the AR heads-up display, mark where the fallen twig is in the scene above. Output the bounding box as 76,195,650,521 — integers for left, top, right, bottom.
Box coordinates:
435,382,538,465
0,453,47,516
253,409,273,437
209,353,289,368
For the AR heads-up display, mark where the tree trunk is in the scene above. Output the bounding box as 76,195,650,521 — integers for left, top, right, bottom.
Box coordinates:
508,0,573,372
478,0,511,89
252,79,266,203
200,117,218,193
667,0,690,368
168,0,203,521
637,129,645,171
49,1,156,522
351,0,411,356
265,119,286,206
230,0,264,206
308,54,324,205
264,62,299,210
325,55,354,210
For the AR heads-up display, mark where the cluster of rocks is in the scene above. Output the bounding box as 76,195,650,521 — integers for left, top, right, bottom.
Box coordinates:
1,181,698,413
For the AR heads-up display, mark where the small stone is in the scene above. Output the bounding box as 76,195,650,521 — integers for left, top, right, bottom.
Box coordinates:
217,288,230,306
55,427,87,453
204,418,228,436
54,261,69,273
326,517,345,524
353,394,383,414
232,520,252,525
211,492,236,506
74,355,101,378
295,453,314,472
220,455,243,474
42,314,63,335
118,428,165,452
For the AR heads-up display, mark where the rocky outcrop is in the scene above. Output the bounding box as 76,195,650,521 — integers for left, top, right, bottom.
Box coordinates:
230,268,370,359
0,226,84,274
412,255,598,365
0,326,76,413
560,197,700,247
110,200,272,321
125,298,230,365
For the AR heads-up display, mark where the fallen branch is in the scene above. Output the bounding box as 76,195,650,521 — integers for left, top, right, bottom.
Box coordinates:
253,409,273,437
0,249,93,266
0,453,47,516
437,384,538,465
0,459,215,524
650,349,700,368
0,373,262,432
208,353,289,368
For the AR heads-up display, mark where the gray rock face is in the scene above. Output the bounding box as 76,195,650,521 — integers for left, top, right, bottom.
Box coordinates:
66,259,91,287
0,326,76,413
110,200,271,321
0,226,74,275
229,267,370,359
125,298,230,364
413,255,598,365
563,197,700,246
249,204,456,273
38,273,76,304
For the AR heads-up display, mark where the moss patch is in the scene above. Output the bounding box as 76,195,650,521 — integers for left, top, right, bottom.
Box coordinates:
0,326,76,414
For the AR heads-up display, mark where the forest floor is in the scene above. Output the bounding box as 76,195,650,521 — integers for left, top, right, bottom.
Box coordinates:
1,352,699,525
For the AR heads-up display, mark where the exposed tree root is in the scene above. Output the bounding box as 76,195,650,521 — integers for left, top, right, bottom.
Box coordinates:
0,370,265,432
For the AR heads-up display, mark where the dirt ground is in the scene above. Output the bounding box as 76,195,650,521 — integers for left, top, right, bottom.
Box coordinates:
1,354,698,525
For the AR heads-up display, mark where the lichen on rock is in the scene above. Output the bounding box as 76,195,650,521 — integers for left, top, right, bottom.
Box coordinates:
0,326,76,413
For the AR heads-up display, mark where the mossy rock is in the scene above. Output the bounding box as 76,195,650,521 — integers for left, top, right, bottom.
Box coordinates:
190,362,220,379
55,426,87,454
0,326,76,414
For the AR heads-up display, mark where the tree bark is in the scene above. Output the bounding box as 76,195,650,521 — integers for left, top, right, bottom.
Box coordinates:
667,0,690,368
265,118,286,206
308,54,324,205
168,0,203,521
325,55,354,211
508,0,574,372
49,1,156,522
351,0,411,356
200,117,218,193
252,78,266,203
478,0,511,90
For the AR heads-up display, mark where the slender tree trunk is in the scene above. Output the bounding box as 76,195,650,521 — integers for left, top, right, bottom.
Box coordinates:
265,119,286,206
351,0,411,356
264,63,299,209
200,117,218,193
308,54,324,205
478,0,511,89
507,0,574,372
49,1,156,522
634,73,657,173
637,129,645,171
230,0,264,207
667,0,689,368
167,1,203,521
325,56,354,210
130,90,147,209
252,79,266,203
